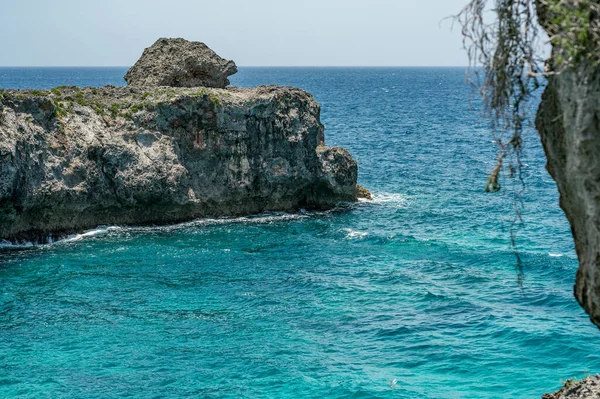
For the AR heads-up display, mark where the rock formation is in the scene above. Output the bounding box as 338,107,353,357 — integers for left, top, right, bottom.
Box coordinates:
542,375,600,399
0,41,368,244
536,60,600,327
124,38,237,88
535,4,600,328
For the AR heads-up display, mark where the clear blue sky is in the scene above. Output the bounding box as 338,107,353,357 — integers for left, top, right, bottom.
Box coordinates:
0,0,470,67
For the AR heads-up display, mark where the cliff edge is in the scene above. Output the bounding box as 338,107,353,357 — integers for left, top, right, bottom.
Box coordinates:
0,39,368,243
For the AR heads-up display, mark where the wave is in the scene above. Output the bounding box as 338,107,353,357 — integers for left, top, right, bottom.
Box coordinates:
1,194,409,249
548,252,565,258
0,209,341,249
0,239,35,249
342,228,369,239
369,192,410,208
60,226,122,244
0,226,122,250
152,209,340,232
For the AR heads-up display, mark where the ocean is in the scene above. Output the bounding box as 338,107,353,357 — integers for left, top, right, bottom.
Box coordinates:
1,67,598,398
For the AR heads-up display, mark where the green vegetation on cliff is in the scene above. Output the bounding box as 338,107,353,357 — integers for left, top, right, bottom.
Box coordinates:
0,86,233,123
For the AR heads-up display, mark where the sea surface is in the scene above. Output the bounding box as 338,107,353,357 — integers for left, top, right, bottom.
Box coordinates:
1,67,598,399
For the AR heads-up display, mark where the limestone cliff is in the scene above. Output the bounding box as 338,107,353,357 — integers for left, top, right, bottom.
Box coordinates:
0,85,364,243
535,6,600,327
536,60,600,327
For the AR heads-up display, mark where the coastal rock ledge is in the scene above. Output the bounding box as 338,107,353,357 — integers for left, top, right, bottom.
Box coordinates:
0,39,369,243
542,375,600,399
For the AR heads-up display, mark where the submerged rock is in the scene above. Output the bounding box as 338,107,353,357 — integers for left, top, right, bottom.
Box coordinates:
542,375,600,399
124,38,237,88
0,84,366,243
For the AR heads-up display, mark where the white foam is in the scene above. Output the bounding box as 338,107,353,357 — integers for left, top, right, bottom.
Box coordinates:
548,253,564,257
342,228,368,239
60,226,121,243
370,192,410,208
164,212,317,230
0,239,34,249
0,226,119,249
0,210,337,248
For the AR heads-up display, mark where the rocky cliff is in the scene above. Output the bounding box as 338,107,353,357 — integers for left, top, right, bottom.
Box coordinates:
536,60,600,327
535,6,600,327
0,40,367,243
542,375,600,399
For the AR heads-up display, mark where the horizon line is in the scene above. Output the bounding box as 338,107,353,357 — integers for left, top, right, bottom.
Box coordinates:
0,65,471,69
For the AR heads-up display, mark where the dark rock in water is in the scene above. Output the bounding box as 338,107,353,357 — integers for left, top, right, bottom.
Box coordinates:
355,184,373,200
0,84,367,243
124,38,237,88
542,375,600,399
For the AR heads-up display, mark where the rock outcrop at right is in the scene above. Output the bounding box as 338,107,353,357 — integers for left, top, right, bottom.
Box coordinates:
535,5,600,328
542,375,600,399
124,38,238,88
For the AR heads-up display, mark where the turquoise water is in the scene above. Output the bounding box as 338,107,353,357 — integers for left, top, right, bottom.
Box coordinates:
1,67,599,398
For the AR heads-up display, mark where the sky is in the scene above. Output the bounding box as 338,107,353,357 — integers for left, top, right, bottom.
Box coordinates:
0,0,471,67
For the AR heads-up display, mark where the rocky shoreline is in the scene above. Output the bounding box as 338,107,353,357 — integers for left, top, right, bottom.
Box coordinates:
0,39,369,243
542,375,600,399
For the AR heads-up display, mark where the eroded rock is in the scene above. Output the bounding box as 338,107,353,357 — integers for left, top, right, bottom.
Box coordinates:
542,375,600,399
535,51,600,327
0,85,364,243
124,38,237,88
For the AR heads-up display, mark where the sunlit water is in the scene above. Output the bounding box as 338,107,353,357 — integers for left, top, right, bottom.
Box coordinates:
1,67,598,398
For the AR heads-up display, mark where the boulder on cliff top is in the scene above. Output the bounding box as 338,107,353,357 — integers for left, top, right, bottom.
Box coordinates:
124,38,237,88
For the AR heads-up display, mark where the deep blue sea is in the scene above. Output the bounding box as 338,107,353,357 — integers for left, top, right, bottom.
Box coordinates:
1,67,598,399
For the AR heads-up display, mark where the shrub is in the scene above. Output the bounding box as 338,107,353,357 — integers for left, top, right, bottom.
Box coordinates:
110,103,122,118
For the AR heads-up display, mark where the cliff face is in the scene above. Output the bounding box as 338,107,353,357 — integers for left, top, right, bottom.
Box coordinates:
536,61,600,327
533,0,600,327
0,85,362,243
